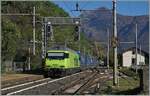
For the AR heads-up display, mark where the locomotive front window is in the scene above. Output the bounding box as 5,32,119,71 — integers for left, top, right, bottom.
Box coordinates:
47,52,69,59
48,53,64,56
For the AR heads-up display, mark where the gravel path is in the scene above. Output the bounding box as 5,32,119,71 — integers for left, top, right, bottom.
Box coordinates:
7,70,91,95
1,74,44,88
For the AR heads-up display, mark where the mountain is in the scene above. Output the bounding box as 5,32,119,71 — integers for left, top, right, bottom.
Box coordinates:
80,7,149,53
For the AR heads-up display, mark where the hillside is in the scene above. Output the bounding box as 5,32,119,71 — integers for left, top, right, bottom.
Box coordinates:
2,1,94,71
81,7,149,53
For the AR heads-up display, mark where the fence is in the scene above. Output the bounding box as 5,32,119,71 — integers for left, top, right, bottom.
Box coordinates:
2,60,13,72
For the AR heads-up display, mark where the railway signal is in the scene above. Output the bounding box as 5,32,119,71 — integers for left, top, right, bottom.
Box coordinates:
46,22,54,41
74,21,80,41
46,22,51,37
74,26,79,41
42,17,81,58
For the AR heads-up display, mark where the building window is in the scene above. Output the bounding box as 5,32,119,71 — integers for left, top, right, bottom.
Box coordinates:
132,58,135,65
132,51,135,54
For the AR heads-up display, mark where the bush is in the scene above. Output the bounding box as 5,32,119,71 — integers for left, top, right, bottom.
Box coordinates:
119,67,138,77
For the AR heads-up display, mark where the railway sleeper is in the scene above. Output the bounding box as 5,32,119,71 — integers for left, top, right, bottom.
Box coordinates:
74,73,109,95
51,71,96,95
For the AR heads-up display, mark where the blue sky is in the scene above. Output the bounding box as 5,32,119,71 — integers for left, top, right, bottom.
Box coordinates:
52,0,149,17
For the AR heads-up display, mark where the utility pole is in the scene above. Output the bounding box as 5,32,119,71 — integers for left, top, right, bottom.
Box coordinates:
41,18,45,70
65,39,67,48
42,19,44,59
79,24,81,56
41,18,47,59
84,47,86,66
76,21,81,52
2,7,39,56
44,18,47,57
135,23,138,73
107,28,110,69
94,42,100,59
33,6,36,55
50,23,54,41
140,44,141,64
112,0,118,86
28,47,31,70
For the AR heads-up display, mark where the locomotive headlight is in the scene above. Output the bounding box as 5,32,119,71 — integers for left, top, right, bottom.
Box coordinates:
45,65,51,68
47,22,51,25
75,21,79,25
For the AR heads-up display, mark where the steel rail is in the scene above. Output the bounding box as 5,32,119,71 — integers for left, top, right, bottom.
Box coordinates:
2,78,50,91
51,70,96,95
6,71,87,95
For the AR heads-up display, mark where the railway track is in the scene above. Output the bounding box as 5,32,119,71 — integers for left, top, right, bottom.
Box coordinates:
52,69,111,95
3,70,91,95
1,78,51,95
1,74,44,89
3,68,111,95
51,69,98,95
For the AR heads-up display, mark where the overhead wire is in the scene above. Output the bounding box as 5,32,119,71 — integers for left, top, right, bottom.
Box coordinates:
62,1,91,17
62,1,76,17
80,1,89,11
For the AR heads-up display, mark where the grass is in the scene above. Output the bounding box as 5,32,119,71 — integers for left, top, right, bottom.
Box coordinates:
119,67,138,77
98,67,142,95
99,73,141,95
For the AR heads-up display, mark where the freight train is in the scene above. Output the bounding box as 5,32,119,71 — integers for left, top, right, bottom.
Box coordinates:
43,48,99,77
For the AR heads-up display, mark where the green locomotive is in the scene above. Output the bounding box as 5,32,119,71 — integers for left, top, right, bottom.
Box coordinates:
44,50,80,77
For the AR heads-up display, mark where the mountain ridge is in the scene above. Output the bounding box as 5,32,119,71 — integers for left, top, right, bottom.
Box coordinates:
81,7,149,53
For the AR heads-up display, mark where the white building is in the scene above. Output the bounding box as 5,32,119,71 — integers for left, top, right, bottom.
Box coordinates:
122,47,147,67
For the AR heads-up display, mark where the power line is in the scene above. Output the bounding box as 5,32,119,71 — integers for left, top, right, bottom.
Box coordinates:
80,1,89,10
1,13,40,16
62,1,76,17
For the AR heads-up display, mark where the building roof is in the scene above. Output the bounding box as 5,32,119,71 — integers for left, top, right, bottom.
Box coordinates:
122,47,149,56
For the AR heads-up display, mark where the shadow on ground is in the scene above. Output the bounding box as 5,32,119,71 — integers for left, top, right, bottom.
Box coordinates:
115,87,142,95
22,68,44,75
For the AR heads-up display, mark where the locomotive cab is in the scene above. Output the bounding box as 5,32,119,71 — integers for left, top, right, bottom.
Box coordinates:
44,50,80,77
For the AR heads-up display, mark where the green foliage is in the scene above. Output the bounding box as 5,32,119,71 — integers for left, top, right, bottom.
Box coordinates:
1,1,70,70
105,77,140,95
119,67,138,77
2,1,94,71
2,17,21,60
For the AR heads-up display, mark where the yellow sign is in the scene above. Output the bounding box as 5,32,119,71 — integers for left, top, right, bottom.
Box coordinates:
111,37,118,47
